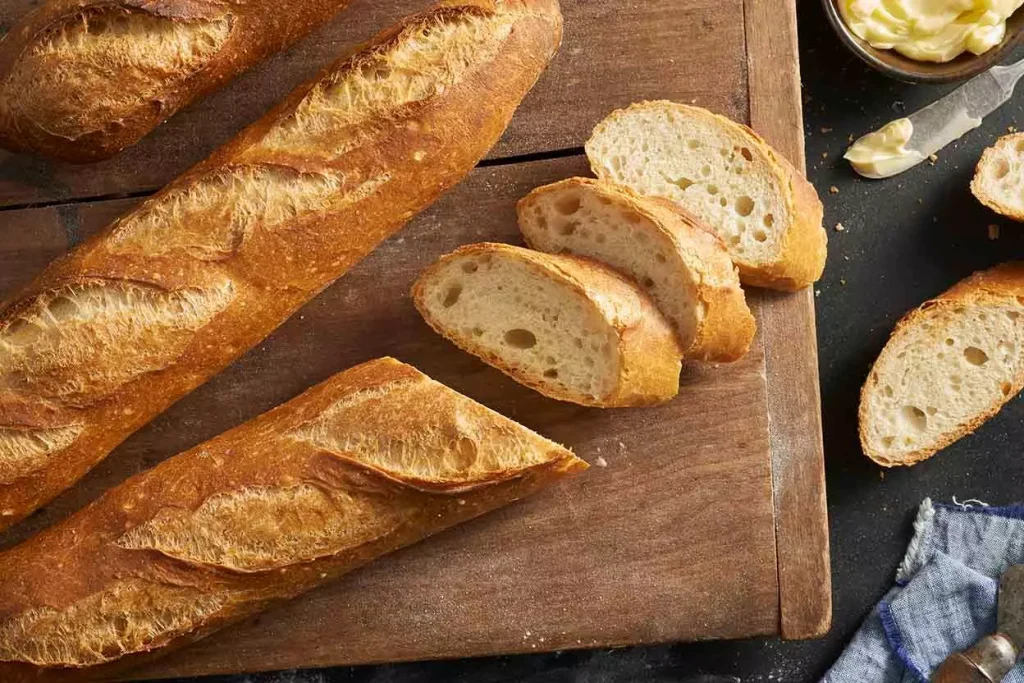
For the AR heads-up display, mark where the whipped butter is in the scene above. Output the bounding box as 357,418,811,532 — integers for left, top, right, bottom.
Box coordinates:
840,0,1024,62
844,118,927,178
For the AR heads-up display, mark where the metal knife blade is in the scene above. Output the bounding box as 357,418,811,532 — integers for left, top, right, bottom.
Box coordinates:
906,61,1024,160
999,564,1024,648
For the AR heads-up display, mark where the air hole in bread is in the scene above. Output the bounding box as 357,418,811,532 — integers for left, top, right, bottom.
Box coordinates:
735,195,755,217
641,276,655,288
883,384,893,397
882,436,894,447
700,165,711,177
945,338,955,346
687,139,700,150
1002,382,1013,396
504,328,537,349
926,406,937,415
558,221,578,236
655,253,667,264
740,147,753,161
964,346,989,366
555,194,581,216
472,326,483,337
754,230,768,243
669,177,694,191
707,185,719,195
763,213,775,228
995,158,1011,179
1016,139,1024,153
622,211,644,224
462,262,478,274
543,369,559,378
901,405,927,432
719,196,728,206
443,285,462,307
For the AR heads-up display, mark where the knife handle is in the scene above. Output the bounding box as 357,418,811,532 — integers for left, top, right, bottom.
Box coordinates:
931,634,1018,683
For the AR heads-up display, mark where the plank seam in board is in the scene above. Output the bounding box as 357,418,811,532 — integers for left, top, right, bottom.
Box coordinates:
743,0,833,640
0,148,588,214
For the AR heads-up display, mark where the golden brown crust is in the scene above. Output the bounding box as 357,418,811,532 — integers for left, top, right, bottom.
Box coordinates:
0,0,563,532
0,0,360,163
586,101,827,291
859,262,1024,467
971,133,1024,221
518,177,755,362
0,357,586,682
412,242,683,407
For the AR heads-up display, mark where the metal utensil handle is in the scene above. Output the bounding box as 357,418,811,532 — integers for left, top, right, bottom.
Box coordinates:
931,634,1018,683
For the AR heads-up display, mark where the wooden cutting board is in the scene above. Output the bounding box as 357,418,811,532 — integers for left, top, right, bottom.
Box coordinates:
0,0,831,677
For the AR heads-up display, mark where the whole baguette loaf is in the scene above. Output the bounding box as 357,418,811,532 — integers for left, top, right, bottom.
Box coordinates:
0,0,358,163
0,357,586,682
860,262,1024,467
0,0,562,532
413,242,683,407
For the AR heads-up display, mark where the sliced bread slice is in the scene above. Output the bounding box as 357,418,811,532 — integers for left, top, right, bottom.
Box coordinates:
517,177,755,362
971,133,1024,220
585,101,827,291
412,242,682,407
859,263,1024,467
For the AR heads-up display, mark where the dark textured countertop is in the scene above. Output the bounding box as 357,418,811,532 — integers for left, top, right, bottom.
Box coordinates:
163,3,1024,682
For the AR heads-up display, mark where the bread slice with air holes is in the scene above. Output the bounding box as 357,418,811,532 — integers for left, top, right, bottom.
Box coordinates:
859,263,1024,467
517,177,755,362
412,242,683,407
585,101,827,291
971,133,1024,220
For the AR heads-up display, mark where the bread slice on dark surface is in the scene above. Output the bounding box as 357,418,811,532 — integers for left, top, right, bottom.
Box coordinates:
517,177,755,362
860,263,1024,466
412,243,683,408
585,101,826,291
972,133,1024,220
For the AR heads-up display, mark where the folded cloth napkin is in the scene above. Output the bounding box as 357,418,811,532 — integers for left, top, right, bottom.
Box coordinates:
824,498,1024,683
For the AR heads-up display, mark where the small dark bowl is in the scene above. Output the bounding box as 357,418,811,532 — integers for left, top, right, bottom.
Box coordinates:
822,0,1024,83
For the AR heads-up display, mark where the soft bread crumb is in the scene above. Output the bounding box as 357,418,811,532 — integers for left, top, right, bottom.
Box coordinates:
972,133,1024,221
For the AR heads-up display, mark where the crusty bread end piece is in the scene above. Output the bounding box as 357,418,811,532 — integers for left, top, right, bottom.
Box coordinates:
585,101,827,291
860,262,1024,467
517,177,755,362
412,243,683,407
971,133,1024,221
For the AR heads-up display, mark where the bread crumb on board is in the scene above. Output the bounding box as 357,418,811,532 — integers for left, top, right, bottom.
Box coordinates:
595,456,608,468
835,222,845,232
928,154,938,165
989,224,1000,240
829,185,839,194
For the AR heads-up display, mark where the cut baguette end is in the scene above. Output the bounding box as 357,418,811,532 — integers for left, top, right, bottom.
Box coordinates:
517,176,755,362
971,133,1024,221
859,262,1024,467
412,242,682,408
585,100,826,291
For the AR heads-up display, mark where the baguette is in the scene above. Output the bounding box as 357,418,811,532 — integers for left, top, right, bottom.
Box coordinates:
0,0,358,163
517,177,755,362
0,357,586,682
859,263,1024,467
585,101,827,291
412,242,683,407
971,133,1024,220
0,0,563,533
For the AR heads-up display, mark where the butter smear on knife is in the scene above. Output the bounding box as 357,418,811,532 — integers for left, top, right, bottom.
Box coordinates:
840,0,1024,62
845,119,926,179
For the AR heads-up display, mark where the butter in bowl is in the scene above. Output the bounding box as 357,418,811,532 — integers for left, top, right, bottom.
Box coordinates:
822,0,1024,82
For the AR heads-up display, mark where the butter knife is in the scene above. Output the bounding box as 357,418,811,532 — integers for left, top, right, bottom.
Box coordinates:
847,58,1024,179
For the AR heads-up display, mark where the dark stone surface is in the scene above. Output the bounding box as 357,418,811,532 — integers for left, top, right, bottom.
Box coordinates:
161,4,1024,682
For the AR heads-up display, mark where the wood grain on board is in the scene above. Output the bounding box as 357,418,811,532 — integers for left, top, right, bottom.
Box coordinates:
0,157,781,678
744,0,832,640
0,0,747,208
